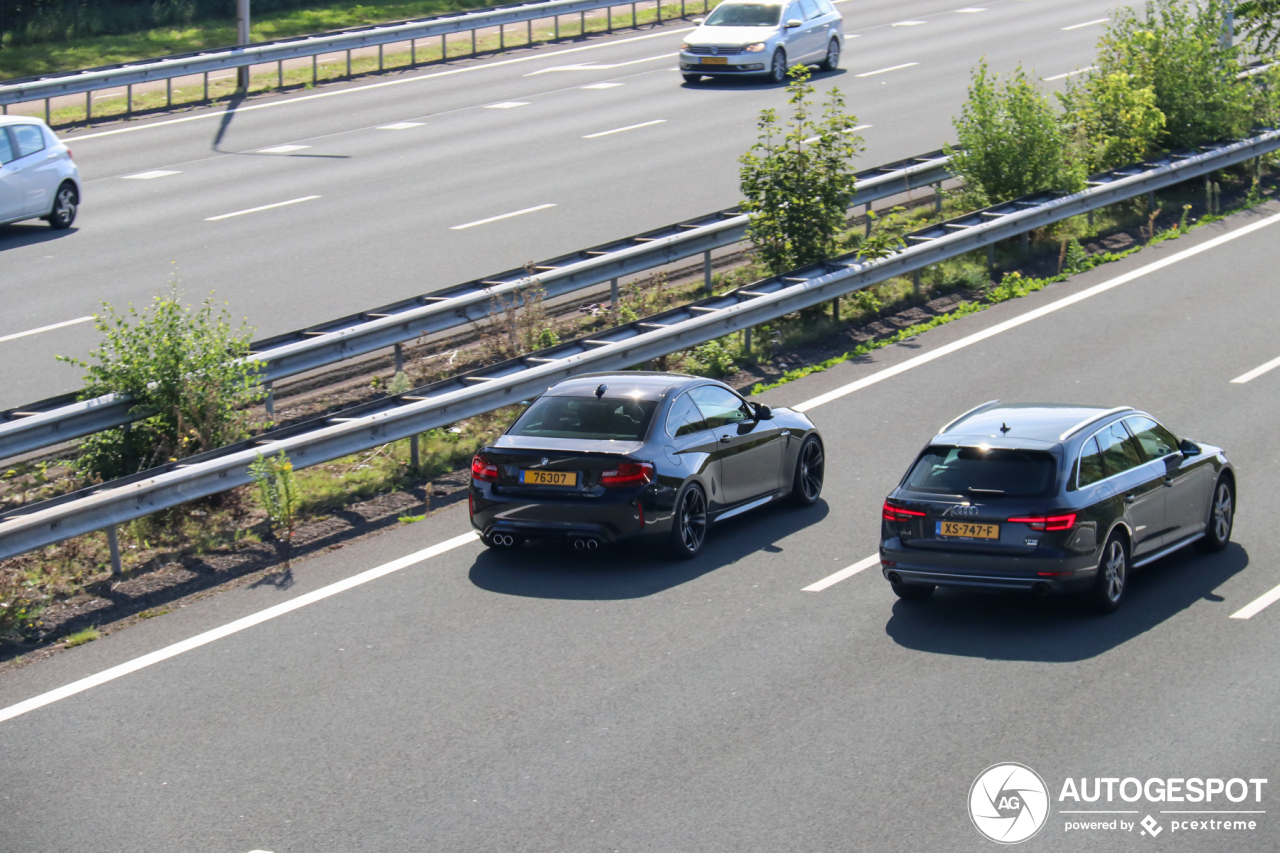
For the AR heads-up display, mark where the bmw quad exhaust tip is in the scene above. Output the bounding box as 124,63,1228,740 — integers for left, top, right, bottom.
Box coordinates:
572,538,600,551
1032,581,1051,597
887,571,903,586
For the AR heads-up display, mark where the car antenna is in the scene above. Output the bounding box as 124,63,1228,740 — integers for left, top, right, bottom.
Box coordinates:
1000,422,1011,435
596,383,608,398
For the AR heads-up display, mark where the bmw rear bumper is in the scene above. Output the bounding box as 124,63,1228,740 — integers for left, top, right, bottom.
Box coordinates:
469,484,668,543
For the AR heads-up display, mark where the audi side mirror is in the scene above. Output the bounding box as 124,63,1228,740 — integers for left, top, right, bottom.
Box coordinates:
786,18,803,28
753,403,774,420
1178,438,1201,455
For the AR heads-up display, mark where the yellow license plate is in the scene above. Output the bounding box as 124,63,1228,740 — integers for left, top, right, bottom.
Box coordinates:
936,521,1000,540
520,469,577,487
702,56,728,65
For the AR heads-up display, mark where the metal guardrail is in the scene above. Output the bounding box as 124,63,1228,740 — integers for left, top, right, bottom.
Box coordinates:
0,0,687,112
0,150,953,461
1,126,1274,561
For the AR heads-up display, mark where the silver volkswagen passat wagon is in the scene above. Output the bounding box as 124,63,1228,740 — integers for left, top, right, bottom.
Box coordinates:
679,0,843,83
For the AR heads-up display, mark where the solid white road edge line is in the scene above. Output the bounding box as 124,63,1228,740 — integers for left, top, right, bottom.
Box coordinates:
0,316,94,344
1230,582,1280,619
63,28,695,143
0,532,481,726
451,203,556,229
855,62,919,77
793,210,1280,412
803,555,880,591
1063,18,1109,30
205,195,320,221
1230,354,1280,384
583,119,666,138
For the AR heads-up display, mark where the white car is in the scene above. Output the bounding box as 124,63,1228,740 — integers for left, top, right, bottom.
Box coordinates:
679,0,843,84
0,115,80,230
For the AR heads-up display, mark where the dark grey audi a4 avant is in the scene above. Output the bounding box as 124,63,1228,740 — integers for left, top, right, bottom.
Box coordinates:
879,402,1236,611
469,372,824,559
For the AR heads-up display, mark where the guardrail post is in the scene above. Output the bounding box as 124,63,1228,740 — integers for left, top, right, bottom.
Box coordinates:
1147,190,1155,211
127,84,132,116
204,71,210,100
1020,232,1029,255
500,23,505,50
394,343,405,374
166,77,172,107
107,525,122,577
411,38,416,65
378,45,384,72
264,381,275,419
85,92,91,124
830,297,839,321
45,99,50,124
743,327,752,355
313,55,318,84
610,278,620,305
580,10,586,33
555,14,560,39
657,0,663,24
410,433,420,471
121,422,134,471
681,0,686,17
632,3,637,26
864,203,872,237
527,19,532,44
934,182,943,216
607,6,612,32
347,49,352,77
441,33,446,61
472,29,477,56
912,269,922,299
703,251,713,294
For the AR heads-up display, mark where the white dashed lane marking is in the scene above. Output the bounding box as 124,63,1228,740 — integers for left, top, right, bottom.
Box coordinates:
804,555,880,591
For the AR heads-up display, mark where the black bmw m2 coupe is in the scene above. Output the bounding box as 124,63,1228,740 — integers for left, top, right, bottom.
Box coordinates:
469,372,824,559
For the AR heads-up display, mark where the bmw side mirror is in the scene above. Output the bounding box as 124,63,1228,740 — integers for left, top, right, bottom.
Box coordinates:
786,18,803,28
1178,438,1201,455
752,403,774,420
692,17,704,23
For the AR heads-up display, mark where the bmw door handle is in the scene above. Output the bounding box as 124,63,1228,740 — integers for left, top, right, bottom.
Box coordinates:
1124,494,1137,504
719,434,732,443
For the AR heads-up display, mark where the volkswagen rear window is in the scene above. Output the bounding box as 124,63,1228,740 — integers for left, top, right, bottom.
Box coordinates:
704,3,782,26
904,445,1058,497
508,396,657,441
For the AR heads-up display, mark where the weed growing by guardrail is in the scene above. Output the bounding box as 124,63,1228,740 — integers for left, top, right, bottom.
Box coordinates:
739,65,864,276
250,450,301,569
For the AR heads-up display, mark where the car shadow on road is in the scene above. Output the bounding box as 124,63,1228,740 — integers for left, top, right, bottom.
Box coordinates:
0,222,76,249
468,499,830,599
681,67,848,90
884,542,1251,662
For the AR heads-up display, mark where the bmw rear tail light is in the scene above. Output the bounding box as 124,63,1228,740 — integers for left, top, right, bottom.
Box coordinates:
882,500,926,522
1007,513,1077,532
471,454,498,483
601,462,654,488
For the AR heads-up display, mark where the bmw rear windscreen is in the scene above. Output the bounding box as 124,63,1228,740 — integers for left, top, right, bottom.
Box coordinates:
508,397,657,441
904,446,1058,497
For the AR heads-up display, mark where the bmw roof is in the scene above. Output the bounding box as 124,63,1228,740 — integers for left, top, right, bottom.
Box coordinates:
542,372,704,401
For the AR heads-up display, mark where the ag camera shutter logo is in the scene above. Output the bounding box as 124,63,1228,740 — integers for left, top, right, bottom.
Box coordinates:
969,763,1051,844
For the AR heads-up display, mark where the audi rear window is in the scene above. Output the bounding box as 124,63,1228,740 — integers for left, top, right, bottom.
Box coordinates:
904,445,1058,497
508,396,657,441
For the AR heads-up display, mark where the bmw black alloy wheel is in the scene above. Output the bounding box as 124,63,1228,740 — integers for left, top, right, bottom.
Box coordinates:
669,485,708,559
800,438,824,501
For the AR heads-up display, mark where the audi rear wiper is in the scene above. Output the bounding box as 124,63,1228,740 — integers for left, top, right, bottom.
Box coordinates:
965,487,1005,495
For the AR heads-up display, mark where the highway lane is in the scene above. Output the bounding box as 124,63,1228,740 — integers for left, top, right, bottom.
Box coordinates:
0,0,1132,408
1,202,1277,851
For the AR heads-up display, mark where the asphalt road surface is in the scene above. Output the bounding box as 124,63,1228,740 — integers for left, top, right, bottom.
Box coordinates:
1,198,1277,852
0,0,1134,408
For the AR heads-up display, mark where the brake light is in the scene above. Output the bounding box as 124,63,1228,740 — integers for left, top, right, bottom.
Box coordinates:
1007,513,1077,532
66,148,73,160
471,454,498,483
600,461,654,488
882,500,926,522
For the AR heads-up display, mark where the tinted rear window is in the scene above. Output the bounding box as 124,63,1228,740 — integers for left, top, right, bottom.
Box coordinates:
508,396,656,441
905,445,1059,497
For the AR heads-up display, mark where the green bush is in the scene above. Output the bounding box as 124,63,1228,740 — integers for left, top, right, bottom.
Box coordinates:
1096,0,1252,150
948,61,1083,205
739,66,865,275
1059,71,1166,172
58,287,263,482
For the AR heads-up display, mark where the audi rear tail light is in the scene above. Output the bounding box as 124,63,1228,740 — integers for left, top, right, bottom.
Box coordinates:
471,454,498,483
601,461,654,488
882,500,926,522
1007,513,1077,532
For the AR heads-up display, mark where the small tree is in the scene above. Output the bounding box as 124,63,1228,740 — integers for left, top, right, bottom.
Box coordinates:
739,66,865,276
58,286,263,481
948,61,1082,206
250,450,301,568
1096,0,1252,149
1238,0,1280,57
1059,71,1166,173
